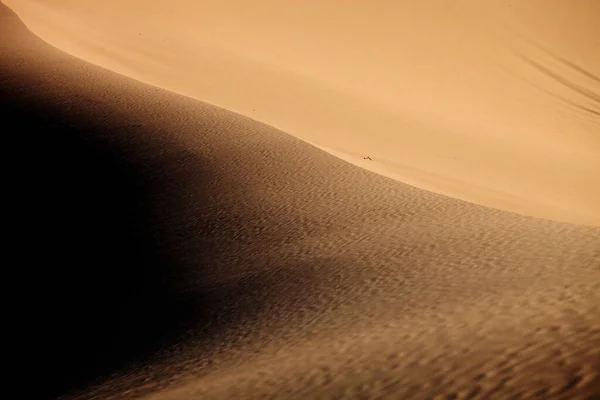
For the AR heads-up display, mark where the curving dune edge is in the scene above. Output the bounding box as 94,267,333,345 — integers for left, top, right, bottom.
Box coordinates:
6,0,600,226
2,1,600,399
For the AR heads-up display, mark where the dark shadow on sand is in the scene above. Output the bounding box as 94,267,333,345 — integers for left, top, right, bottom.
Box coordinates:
4,72,202,400
2,3,331,398
1,3,204,398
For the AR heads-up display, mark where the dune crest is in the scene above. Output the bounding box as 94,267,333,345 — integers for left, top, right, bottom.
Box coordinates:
3,1,600,399
6,0,600,225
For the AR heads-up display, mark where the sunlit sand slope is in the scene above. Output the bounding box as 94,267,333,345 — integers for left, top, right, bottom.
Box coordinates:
3,2,600,399
5,0,600,225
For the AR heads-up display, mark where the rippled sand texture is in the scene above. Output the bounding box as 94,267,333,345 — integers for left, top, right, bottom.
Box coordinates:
6,0,600,225
2,1,599,399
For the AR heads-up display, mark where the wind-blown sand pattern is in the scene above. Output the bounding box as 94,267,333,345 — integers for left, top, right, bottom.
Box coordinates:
3,1,599,399
6,0,600,225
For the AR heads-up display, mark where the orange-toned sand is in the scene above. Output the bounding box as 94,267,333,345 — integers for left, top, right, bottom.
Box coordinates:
3,1,599,399
7,0,600,226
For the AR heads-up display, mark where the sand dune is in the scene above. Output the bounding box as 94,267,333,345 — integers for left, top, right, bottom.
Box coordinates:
3,1,599,399
5,0,600,225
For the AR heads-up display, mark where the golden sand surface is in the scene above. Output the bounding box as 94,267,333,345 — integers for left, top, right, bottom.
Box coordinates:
2,2,598,399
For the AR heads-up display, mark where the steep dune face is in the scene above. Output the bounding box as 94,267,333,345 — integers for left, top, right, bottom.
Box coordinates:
5,0,600,225
3,1,600,399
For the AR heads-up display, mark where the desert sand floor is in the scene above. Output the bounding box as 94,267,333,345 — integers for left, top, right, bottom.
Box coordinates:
2,1,599,400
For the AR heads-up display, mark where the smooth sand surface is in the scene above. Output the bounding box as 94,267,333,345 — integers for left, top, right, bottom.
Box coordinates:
5,0,600,225
3,1,599,399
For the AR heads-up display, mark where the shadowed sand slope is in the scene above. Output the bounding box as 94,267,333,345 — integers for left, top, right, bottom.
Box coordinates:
3,2,600,400
4,0,600,225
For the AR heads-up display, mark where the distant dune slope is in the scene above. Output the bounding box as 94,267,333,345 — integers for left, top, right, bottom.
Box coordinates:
3,1,600,399
5,0,600,225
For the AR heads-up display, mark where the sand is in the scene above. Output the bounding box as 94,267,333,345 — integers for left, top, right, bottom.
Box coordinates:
6,0,600,226
2,1,599,399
